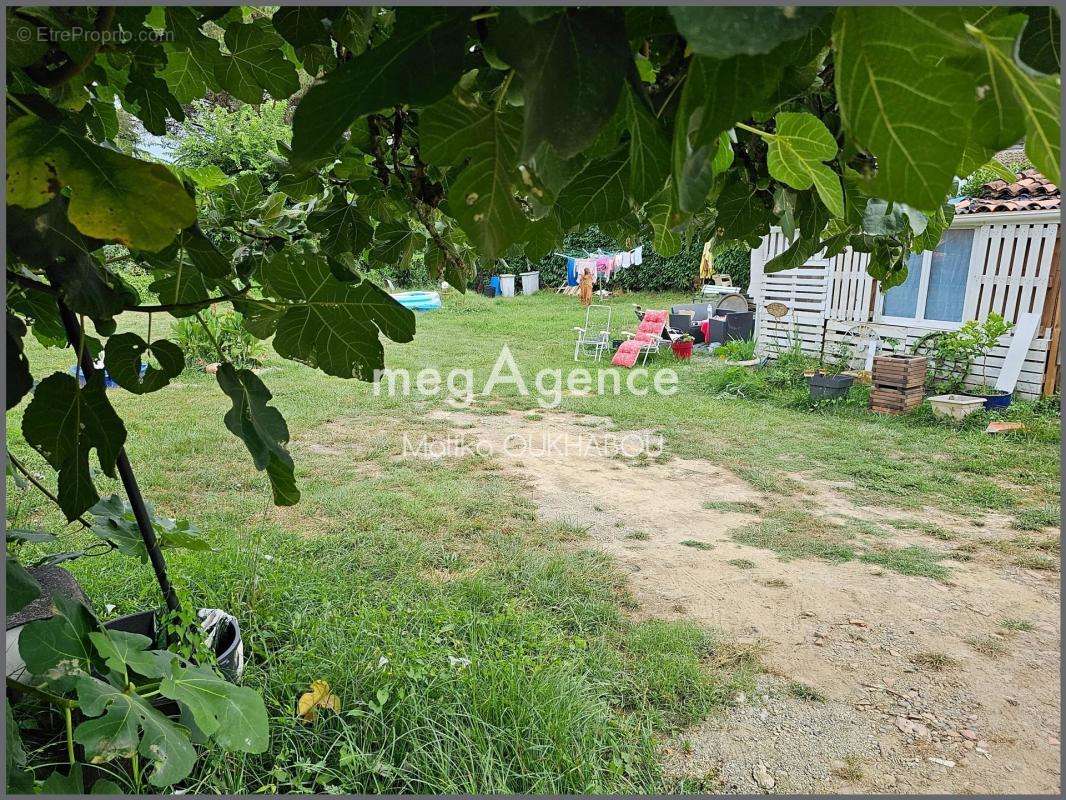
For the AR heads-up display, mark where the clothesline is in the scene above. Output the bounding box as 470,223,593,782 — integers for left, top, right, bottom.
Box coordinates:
560,245,644,287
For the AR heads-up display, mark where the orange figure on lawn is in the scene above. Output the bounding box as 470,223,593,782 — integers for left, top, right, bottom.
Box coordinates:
578,267,594,307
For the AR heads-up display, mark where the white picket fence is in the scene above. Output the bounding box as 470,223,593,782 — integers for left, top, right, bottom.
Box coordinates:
749,212,1061,398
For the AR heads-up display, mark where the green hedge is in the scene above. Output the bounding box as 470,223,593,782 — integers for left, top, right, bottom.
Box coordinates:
507,227,751,293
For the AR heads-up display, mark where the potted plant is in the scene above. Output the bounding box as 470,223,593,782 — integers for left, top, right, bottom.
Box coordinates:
928,314,1014,409
672,334,694,360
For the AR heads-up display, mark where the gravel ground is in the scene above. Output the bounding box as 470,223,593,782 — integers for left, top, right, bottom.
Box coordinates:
660,675,895,793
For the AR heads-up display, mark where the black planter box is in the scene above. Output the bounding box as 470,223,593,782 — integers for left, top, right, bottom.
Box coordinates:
808,372,855,400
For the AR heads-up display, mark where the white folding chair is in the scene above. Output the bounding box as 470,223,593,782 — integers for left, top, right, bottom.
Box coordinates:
573,304,612,361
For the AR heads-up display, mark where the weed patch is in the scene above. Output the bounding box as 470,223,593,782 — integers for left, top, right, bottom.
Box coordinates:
731,511,855,563
1000,618,1034,632
1012,505,1060,531
966,635,1010,657
702,500,761,514
910,651,959,671
859,545,950,580
786,681,827,702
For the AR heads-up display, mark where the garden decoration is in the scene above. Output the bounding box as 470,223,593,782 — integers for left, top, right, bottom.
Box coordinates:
763,301,792,355
841,323,883,373
5,5,1060,793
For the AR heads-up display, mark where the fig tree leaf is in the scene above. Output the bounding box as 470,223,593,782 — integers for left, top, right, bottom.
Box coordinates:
6,116,196,251
7,314,33,410
22,373,127,521
368,221,426,268
713,182,771,242
214,20,300,104
914,203,956,252
672,54,785,212
623,87,670,205
670,6,833,58
18,594,98,675
125,67,185,136
75,674,197,787
261,250,415,380
420,94,527,258
218,172,265,220
645,186,684,258
216,363,300,506
1017,6,1060,75
159,663,269,753
291,8,469,167
305,194,374,256
556,149,630,228
103,333,183,394
6,556,40,617
88,630,176,679
272,6,331,48
7,200,129,323
764,112,844,218
492,7,630,159
160,47,215,104
834,7,976,211
967,14,1060,183
765,230,823,273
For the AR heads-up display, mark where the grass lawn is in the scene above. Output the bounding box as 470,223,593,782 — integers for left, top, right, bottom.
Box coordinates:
6,290,1059,792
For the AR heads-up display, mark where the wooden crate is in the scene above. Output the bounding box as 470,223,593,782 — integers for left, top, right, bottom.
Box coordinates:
872,355,927,390
869,385,925,414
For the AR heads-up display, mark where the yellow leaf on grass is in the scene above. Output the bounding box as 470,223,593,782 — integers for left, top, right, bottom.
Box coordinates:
298,680,341,722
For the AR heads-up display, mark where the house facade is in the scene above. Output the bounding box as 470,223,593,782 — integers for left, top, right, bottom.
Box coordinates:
749,171,1061,398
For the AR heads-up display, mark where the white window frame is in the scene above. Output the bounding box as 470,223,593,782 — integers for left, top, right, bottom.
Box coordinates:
876,231,978,331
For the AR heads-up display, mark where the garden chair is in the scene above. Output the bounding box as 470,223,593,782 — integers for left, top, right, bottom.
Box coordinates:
612,309,668,367
573,304,613,361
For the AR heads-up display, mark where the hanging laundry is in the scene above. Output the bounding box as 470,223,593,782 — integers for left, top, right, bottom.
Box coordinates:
566,257,578,286
575,257,597,284
632,245,643,265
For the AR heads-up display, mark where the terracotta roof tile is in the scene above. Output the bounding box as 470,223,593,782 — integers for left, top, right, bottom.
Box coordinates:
956,168,1060,214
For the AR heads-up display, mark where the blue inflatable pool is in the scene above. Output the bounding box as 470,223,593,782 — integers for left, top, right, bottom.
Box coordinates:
391,291,442,312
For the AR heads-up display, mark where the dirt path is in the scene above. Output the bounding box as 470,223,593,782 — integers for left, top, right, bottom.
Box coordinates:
422,408,1061,794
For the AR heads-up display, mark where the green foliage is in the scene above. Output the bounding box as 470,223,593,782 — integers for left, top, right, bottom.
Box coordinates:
6,574,267,790
172,101,292,175
171,309,267,370
960,158,1032,197
714,338,758,362
932,313,1014,391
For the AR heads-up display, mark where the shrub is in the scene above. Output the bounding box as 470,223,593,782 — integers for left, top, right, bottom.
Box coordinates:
171,100,292,176
715,338,757,361
172,308,267,369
